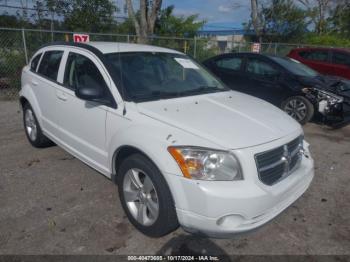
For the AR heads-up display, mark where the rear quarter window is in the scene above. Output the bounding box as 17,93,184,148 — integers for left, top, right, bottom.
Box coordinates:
37,50,64,81
30,53,42,72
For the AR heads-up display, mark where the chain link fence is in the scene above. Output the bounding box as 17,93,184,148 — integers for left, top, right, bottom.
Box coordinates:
0,27,337,100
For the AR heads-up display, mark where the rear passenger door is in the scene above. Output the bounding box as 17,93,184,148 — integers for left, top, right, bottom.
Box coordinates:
34,49,64,138
54,49,111,174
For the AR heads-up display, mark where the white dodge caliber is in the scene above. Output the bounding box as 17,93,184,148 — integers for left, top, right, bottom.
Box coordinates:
20,42,314,237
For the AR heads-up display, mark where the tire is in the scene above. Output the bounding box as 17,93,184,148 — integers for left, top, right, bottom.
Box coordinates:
23,103,53,148
117,154,179,237
281,96,314,125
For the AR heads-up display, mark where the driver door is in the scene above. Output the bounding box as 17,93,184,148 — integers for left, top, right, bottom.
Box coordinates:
244,58,284,105
54,49,112,174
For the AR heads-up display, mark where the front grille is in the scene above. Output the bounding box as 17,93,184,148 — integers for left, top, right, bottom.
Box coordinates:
255,136,303,186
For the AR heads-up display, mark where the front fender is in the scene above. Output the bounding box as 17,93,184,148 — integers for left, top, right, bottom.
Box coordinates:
107,124,183,177
106,119,221,177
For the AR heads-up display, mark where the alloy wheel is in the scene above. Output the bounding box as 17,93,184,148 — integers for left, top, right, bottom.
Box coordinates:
123,168,159,226
284,99,307,122
25,108,37,141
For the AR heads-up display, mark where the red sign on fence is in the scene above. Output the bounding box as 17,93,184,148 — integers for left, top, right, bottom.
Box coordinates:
73,34,90,43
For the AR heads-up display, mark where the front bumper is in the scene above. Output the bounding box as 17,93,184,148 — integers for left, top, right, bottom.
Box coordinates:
165,134,314,238
325,100,350,128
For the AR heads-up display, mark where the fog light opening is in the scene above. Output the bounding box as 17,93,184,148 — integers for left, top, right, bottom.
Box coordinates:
216,214,244,229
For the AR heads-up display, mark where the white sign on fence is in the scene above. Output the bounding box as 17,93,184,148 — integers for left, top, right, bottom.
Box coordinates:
73,34,90,43
251,43,261,53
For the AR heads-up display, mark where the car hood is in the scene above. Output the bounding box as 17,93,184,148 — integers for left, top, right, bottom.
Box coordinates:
136,91,301,149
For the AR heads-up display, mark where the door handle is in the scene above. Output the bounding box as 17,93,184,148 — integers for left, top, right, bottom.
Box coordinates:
31,80,38,86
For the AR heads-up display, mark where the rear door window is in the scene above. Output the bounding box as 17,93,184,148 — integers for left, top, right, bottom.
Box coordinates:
332,52,350,66
30,53,42,72
299,50,329,62
215,57,243,71
37,50,64,81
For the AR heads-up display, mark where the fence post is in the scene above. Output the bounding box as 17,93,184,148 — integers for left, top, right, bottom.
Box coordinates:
194,36,197,58
274,43,278,55
22,29,28,64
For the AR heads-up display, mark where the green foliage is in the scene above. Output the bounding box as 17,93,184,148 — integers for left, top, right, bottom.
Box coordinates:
303,34,350,48
261,0,308,42
0,14,24,28
0,50,25,91
154,5,205,37
62,0,117,33
195,40,221,62
328,2,350,38
115,18,136,35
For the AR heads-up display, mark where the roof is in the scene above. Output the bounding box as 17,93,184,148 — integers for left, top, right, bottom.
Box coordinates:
40,41,183,55
86,42,183,54
203,52,278,61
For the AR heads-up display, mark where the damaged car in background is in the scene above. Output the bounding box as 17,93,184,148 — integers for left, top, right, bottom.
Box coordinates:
203,53,350,126
302,78,350,127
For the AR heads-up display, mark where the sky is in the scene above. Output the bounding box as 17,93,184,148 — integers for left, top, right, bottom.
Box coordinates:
0,0,251,31
162,0,251,30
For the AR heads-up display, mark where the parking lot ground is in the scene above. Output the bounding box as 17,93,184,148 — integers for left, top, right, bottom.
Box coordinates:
0,100,350,256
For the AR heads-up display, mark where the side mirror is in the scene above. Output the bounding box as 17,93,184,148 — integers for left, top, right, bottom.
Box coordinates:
75,85,112,106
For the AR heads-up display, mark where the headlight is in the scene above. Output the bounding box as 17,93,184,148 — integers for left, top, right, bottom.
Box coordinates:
168,146,243,181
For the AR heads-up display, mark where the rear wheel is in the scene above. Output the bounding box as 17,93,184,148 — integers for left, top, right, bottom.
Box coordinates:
117,154,179,237
282,96,314,125
23,103,53,148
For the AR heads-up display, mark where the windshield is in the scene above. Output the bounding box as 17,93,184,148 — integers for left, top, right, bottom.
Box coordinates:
105,52,229,102
271,56,319,77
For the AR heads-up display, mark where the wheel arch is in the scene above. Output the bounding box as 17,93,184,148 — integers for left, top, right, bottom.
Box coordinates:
19,86,44,128
19,96,29,108
112,145,164,183
111,144,180,208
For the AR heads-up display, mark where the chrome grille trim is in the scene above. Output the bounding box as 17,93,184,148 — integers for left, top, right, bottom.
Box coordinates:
255,136,303,186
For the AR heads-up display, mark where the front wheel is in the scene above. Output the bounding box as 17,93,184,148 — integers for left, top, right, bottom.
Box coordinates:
117,154,179,237
282,96,314,125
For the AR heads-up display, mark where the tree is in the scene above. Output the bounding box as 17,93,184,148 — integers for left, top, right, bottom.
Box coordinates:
126,0,162,43
155,5,205,37
116,17,136,35
0,14,24,28
262,0,308,42
297,0,332,35
62,0,117,33
32,1,47,30
250,0,264,42
328,0,350,37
